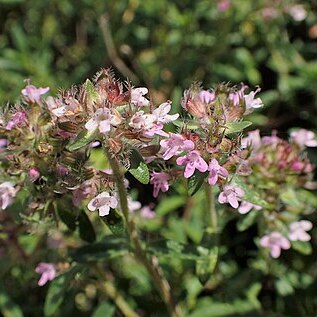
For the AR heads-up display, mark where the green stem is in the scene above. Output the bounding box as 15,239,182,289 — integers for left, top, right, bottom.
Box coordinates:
105,148,184,317
205,184,217,231
94,266,139,317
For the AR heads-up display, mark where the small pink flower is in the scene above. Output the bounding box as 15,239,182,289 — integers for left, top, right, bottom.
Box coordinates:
72,182,96,207
218,185,245,209
28,167,40,182
129,111,156,130
35,262,57,286
128,197,142,212
287,5,307,22
241,129,262,149
290,129,317,147
22,83,49,104
0,182,17,210
288,220,313,241
131,87,150,107
85,108,121,134
198,90,215,104
140,205,156,219
238,201,262,214
6,111,28,130
150,172,170,198
244,87,263,114
217,0,231,12
176,150,208,178
260,232,291,258
87,192,118,216
208,158,229,185
153,102,179,124
160,133,195,160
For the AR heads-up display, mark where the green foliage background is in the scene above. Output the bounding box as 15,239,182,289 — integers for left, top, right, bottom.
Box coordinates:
1,0,317,316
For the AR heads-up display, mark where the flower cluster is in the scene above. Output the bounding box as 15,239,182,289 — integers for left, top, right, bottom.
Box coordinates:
240,129,316,258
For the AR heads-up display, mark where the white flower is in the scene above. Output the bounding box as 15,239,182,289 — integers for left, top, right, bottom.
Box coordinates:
85,108,121,134
244,88,263,114
87,192,118,216
152,102,179,123
0,182,17,210
288,220,313,241
131,87,150,107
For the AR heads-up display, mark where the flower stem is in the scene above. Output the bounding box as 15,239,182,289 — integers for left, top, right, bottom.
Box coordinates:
94,265,139,317
205,184,217,231
105,148,184,317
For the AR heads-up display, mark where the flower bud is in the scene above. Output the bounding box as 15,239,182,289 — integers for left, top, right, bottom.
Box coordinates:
28,167,40,182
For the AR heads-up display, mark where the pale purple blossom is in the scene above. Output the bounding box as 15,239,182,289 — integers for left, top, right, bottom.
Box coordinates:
85,108,121,134
208,158,229,185
218,185,245,209
288,220,313,241
150,172,170,198
244,88,263,114
0,182,17,210
229,85,247,106
140,205,156,219
5,111,27,130
72,182,96,207
238,201,262,214
28,167,40,182
176,150,208,178
129,111,156,130
160,133,195,160
241,129,262,149
287,5,307,22
35,262,57,286
87,192,118,216
131,87,150,107
198,90,215,104
152,102,179,124
290,129,317,147
22,83,49,104
217,0,231,12
128,197,142,212
260,232,291,258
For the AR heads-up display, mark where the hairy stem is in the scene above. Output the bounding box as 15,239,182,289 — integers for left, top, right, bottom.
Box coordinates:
94,266,139,317
105,148,184,317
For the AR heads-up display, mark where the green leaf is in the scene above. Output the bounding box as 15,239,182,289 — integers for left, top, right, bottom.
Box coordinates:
92,302,115,317
44,265,82,317
173,119,199,130
237,211,259,232
100,210,125,235
57,208,77,231
188,171,208,196
0,291,23,317
66,129,98,151
156,196,185,216
231,176,269,208
84,79,100,105
225,121,252,135
275,277,294,296
195,246,218,284
78,210,96,243
70,237,129,262
128,148,149,184
292,241,312,255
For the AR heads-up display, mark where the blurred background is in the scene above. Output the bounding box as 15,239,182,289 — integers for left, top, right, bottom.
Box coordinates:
1,0,317,134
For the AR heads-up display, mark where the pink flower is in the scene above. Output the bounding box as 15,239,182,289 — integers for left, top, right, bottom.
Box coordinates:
153,102,179,124
198,90,215,104
241,129,262,149
290,129,317,147
287,5,307,22
5,111,27,130
128,197,142,212
176,151,208,178
288,220,313,241
260,232,291,258
85,108,121,134
129,111,156,130
160,133,195,160
0,182,17,210
218,185,245,208
150,172,170,197
131,87,150,107
72,182,96,207
140,205,156,219
244,87,263,114
35,262,57,286
208,158,229,185
238,201,262,214
87,192,118,216
217,0,231,12
22,83,49,104
28,167,40,182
